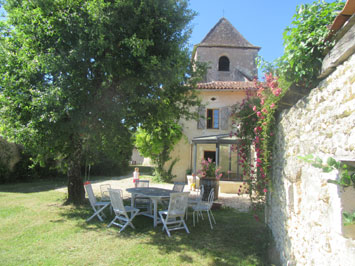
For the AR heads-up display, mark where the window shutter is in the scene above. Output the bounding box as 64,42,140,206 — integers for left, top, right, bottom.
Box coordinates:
197,106,206,129
220,106,230,130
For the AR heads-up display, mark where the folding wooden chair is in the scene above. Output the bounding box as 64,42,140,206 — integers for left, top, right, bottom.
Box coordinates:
192,188,216,229
84,182,111,222
161,182,186,207
186,185,204,220
172,182,185,192
159,192,190,237
108,189,139,233
134,180,151,213
100,184,111,201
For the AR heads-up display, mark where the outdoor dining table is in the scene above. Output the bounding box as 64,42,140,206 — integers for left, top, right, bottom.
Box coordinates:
126,187,174,227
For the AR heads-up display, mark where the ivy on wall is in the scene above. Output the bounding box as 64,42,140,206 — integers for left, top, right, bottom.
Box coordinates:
260,0,345,88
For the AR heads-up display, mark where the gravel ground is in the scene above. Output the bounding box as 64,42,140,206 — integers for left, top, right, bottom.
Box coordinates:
57,175,251,212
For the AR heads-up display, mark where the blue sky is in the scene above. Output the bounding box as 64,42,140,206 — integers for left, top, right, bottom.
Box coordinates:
1,0,340,66
187,0,340,65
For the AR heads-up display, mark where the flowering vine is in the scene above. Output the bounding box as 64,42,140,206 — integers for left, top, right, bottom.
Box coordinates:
231,73,286,214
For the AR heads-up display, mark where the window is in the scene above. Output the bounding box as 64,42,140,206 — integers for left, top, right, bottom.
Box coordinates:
218,56,230,71
207,109,219,129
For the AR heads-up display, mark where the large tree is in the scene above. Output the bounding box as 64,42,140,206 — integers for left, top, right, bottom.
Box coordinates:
0,0,200,204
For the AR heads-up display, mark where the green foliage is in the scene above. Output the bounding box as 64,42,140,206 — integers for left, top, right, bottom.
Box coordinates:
153,158,178,182
135,121,182,182
0,0,200,202
343,211,355,226
298,155,355,188
0,161,11,182
276,0,345,87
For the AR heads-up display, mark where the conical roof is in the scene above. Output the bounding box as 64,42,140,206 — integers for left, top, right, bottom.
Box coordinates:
198,18,260,49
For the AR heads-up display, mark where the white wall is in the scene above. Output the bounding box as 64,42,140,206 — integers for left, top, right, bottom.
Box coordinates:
169,90,246,181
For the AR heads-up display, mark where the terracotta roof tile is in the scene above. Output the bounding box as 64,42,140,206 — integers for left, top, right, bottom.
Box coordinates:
196,81,256,90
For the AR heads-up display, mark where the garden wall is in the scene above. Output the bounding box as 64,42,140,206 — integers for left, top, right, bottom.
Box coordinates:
267,22,355,265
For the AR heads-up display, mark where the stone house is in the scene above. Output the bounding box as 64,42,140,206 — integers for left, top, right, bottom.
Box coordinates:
267,1,355,265
167,18,260,186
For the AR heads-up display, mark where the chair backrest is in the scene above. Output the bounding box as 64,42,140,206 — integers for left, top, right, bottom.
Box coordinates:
207,188,214,207
108,189,125,214
167,192,189,218
84,183,97,207
199,185,205,198
172,182,185,192
100,184,111,200
136,180,149,188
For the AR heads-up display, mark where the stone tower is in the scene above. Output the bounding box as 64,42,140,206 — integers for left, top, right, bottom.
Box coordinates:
193,18,260,82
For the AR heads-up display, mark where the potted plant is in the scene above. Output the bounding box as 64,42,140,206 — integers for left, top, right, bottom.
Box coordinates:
197,158,222,200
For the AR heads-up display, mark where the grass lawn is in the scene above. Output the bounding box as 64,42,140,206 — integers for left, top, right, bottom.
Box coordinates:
0,179,271,265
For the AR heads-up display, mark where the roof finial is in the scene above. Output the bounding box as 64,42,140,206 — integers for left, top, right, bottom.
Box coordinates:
222,9,225,18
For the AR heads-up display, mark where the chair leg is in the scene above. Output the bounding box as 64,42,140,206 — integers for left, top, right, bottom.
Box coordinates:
127,220,136,229
127,210,139,229
159,213,171,237
199,211,204,220
107,216,118,228
120,222,131,233
182,219,190,234
87,205,109,222
206,210,213,230
193,211,196,227
209,210,216,224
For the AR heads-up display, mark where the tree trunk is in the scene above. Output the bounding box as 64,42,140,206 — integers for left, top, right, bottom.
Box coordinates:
66,135,85,205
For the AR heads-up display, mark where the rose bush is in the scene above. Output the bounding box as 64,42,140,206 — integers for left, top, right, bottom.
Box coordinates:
197,158,222,179
231,73,285,214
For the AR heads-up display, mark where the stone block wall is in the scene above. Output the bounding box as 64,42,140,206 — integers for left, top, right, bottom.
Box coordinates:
266,49,355,264
195,46,258,82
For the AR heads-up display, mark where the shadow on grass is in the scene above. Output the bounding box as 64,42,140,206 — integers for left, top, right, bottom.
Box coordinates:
140,209,270,265
0,173,134,194
57,200,271,265
0,165,154,194
0,178,67,193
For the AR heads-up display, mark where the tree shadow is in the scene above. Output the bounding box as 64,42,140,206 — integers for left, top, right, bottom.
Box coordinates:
0,178,67,193
140,209,270,265
57,202,271,265
0,174,132,194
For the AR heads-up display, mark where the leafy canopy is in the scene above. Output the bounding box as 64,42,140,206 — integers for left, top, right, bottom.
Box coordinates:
135,120,183,182
0,0,200,203
259,0,345,87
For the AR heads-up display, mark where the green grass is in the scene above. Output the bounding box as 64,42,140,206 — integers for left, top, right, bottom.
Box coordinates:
0,179,271,265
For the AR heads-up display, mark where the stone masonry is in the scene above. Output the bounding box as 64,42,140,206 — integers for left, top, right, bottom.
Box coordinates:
267,30,355,265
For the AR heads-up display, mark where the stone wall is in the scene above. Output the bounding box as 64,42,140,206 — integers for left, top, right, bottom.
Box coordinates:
267,43,355,265
195,46,258,82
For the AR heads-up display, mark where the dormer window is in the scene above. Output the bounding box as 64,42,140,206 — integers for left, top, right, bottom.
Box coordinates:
218,56,230,71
